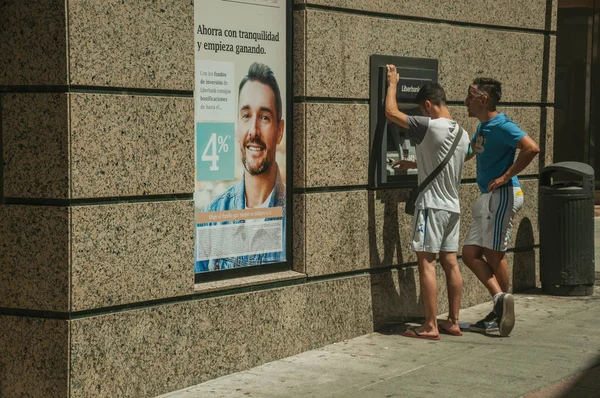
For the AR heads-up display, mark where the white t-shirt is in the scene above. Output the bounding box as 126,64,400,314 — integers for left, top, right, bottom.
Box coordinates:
406,116,471,213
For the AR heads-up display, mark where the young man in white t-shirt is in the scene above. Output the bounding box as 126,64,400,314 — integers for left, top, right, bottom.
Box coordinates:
385,65,471,340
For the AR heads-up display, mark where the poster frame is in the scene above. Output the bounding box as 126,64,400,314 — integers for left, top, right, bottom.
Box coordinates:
194,0,294,284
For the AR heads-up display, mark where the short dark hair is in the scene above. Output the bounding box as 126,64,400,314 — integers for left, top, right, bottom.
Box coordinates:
473,77,502,109
415,83,447,106
238,62,283,121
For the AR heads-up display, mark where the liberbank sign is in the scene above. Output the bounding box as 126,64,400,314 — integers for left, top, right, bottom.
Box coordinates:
193,0,292,282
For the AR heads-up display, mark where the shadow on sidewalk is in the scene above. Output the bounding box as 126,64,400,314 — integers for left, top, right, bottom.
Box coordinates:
561,357,600,397
526,356,600,397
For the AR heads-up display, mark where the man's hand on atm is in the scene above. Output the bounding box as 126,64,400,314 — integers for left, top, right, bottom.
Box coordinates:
386,64,400,87
392,159,417,171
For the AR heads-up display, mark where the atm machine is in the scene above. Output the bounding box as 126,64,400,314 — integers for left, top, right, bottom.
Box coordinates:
369,55,438,188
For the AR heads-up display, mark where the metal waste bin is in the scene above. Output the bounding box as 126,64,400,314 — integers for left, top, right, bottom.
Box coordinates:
539,161,595,296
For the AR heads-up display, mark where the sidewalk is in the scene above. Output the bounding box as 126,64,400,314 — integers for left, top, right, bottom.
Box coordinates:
160,225,600,398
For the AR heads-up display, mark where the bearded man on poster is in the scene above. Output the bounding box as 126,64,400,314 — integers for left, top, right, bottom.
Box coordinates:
195,62,286,272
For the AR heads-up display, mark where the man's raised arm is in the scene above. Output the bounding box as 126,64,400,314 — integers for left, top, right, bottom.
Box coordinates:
384,64,409,129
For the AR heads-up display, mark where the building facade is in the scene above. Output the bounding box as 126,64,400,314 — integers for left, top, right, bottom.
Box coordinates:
0,1,557,397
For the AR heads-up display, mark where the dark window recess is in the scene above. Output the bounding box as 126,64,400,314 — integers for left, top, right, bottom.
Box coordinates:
553,1,599,187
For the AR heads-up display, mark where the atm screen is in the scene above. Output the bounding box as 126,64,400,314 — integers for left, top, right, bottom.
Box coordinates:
385,106,421,176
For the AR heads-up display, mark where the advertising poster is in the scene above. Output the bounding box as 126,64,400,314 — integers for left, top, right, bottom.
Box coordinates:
194,0,288,275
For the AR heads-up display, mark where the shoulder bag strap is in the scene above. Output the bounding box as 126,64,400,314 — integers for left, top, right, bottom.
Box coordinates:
412,125,464,196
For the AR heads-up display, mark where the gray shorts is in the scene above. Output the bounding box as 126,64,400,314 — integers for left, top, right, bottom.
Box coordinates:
411,208,460,253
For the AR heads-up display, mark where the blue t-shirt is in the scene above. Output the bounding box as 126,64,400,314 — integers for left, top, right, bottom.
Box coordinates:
471,113,526,193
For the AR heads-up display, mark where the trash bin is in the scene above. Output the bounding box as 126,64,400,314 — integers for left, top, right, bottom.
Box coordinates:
539,161,595,296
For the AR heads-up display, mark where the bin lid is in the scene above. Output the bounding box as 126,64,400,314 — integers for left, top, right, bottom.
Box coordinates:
541,162,594,179
539,185,584,191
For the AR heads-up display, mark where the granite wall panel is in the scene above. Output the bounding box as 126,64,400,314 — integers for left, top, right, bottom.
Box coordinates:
295,0,557,31
293,193,307,274
67,0,193,89
305,10,554,103
541,108,555,172
64,1,556,96
1,93,69,199
70,201,194,311
369,188,416,268
69,94,194,198
0,205,69,312
0,0,555,396
512,248,540,293
0,316,69,398
68,250,540,397
293,10,306,97
0,0,67,86
304,103,369,187
304,190,370,276
293,103,306,188
69,276,373,398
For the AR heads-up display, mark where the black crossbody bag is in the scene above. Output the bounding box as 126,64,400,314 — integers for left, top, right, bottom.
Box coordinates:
405,127,465,215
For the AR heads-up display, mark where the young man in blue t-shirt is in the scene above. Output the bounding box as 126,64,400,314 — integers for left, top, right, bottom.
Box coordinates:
462,78,540,337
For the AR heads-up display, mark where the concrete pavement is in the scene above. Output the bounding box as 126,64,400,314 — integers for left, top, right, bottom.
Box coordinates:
160,222,600,398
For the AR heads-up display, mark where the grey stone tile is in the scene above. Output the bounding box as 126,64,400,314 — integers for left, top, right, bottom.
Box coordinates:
194,270,304,294
69,94,194,198
512,248,539,292
304,276,373,346
67,0,193,89
547,35,557,104
302,0,556,31
304,190,370,275
248,285,311,365
0,205,69,312
305,103,369,187
0,0,67,85
0,316,69,398
293,193,306,274
69,275,375,398
2,93,69,199
542,107,555,172
293,103,306,188
293,10,306,97
305,10,551,102
70,201,194,311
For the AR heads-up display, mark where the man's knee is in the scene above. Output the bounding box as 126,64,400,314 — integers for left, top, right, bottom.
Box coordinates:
439,251,459,270
483,248,506,268
415,251,437,270
461,245,482,268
